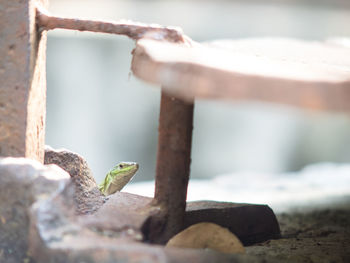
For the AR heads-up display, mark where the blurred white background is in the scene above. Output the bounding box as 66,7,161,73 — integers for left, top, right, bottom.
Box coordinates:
46,0,350,194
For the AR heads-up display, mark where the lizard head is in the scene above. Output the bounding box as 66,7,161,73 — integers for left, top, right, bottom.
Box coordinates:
110,162,139,179
99,162,139,196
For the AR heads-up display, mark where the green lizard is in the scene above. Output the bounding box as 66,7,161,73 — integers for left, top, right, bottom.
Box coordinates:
98,162,139,196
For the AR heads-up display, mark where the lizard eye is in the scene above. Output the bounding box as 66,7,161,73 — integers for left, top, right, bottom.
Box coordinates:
119,164,124,169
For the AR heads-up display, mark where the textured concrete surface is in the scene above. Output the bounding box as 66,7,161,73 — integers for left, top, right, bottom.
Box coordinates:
247,204,350,262
0,157,69,263
29,189,279,263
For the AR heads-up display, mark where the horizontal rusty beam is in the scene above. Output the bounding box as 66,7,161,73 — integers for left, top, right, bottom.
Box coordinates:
35,4,186,43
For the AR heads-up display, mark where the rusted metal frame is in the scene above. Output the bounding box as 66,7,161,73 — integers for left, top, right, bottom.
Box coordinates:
35,4,184,43
0,2,280,251
150,91,194,244
35,5,194,243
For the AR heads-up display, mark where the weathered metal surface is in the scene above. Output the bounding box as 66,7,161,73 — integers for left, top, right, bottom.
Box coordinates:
131,38,350,112
147,91,194,244
184,201,281,246
0,0,48,162
36,5,186,43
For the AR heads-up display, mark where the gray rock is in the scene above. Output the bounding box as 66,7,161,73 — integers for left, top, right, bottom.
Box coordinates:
29,190,277,263
81,192,153,241
44,146,104,214
0,157,70,263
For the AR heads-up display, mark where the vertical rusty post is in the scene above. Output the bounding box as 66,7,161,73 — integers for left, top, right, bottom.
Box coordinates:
0,0,48,162
151,90,194,243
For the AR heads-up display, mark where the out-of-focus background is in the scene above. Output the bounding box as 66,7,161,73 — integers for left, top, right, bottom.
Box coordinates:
46,0,350,209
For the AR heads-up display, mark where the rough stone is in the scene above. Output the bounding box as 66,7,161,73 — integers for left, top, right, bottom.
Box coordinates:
81,194,281,247
81,192,154,242
166,222,245,254
184,201,281,245
0,157,70,263
44,146,104,214
0,0,48,162
29,189,278,263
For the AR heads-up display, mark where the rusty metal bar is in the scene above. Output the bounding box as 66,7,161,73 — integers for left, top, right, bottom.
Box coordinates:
35,4,184,43
0,0,47,162
151,90,194,243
